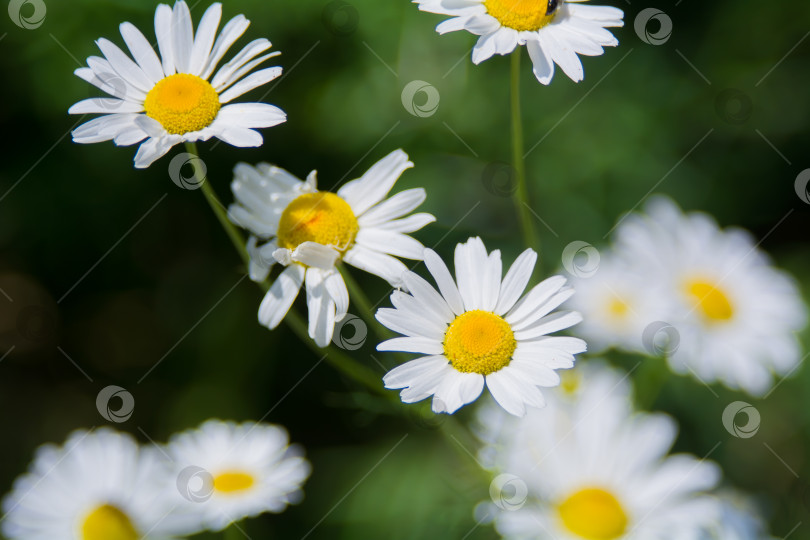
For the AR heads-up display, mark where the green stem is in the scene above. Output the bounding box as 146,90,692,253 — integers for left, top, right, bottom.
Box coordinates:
186,142,385,396
185,141,250,269
510,50,540,256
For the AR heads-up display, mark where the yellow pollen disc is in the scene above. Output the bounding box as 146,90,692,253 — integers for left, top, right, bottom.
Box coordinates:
444,310,516,375
213,471,256,494
560,369,581,394
277,192,359,252
607,296,629,318
484,0,564,32
686,279,734,322
81,504,138,540
144,74,220,135
558,488,628,540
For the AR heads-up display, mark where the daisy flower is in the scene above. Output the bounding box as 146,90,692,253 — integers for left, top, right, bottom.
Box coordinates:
165,420,311,532
377,236,586,417
568,255,667,354
414,0,624,84
477,362,722,540
2,429,178,540
69,1,286,168
614,197,807,396
228,149,435,347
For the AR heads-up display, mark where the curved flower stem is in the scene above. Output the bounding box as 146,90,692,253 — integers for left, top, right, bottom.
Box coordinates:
337,264,393,343
185,142,250,269
184,142,385,396
510,50,540,256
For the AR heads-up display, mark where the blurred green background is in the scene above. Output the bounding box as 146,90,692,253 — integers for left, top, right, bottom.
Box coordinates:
1,0,809,538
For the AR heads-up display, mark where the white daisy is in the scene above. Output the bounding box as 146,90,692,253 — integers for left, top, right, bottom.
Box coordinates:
695,492,776,540
614,197,807,396
414,0,624,84
568,255,667,354
1,429,179,540
377,236,586,416
477,362,722,540
228,149,435,347
165,420,311,532
68,1,286,168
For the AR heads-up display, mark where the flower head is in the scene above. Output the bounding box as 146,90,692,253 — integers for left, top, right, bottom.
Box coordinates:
228,149,435,346
415,0,624,84
477,362,722,539
614,197,807,395
166,420,311,532
378,236,586,416
2,429,179,540
69,1,286,168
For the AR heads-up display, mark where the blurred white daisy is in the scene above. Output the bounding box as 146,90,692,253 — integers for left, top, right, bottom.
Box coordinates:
228,149,435,347
69,1,285,168
696,492,776,540
477,362,722,540
377,236,586,416
414,0,624,84
614,197,807,395
166,420,311,532
2,429,178,540
569,256,666,354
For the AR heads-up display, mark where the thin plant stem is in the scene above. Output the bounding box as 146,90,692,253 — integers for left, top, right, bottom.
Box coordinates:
184,141,250,269
183,142,384,396
510,50,540,256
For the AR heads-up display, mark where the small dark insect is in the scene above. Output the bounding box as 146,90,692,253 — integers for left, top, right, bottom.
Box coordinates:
547,0,561,15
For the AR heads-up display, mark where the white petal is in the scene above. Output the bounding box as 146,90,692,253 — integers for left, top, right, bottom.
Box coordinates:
513,311,583,340
258,264,305,329
215,102,287,129
211,38,273,89
343,245,409,288
505,275,567,325
289,242,339,269
423,249,464,315
526,38,554,85
454,237,489,311
189,3,222,76
383,355,448,389
495,248,536,315
216,53,281,96
96,38,154,92
377,336,444,355
357,188,427,228
171,0,194,74
133,137,176,169
218,67,283,103
119,22,164,83
401,271,455,324
213,126,263,147
337,149,414,216
201,15,251,80
305,268,337,347
154,3,176,76
485,370,527,417
68,98,144,114
376,308,445,341
355,229,426,260
324,271,349,322
375,213,436,233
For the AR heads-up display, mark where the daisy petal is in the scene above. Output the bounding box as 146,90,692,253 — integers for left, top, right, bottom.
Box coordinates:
258,264,305,329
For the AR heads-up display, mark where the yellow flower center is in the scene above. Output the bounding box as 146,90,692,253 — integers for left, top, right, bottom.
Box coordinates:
443,310,516,375
213,470,256,494
560,369,581,394
81,504,138,540
144,74,220,135
558,488,628,540
484,0,563,32
277,192,359,252
686,279,734,322
606,296,630,318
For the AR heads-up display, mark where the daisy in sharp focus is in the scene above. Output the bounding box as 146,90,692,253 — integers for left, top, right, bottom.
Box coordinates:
228,149,435,347
414,0,624,84
378,236,586,417
2,429,179,540
614,196,807,396
476,362,722,540
69,1,285,168
165,420,311,533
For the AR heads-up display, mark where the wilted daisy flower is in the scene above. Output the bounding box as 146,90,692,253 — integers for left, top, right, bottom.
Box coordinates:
166,420,311,532
568,256,665,353
477,362,721,540
414,0,624,84
2,429,178,540
378,237,585,416
614,197,807,395
228,149,435,346
69,1,285,168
